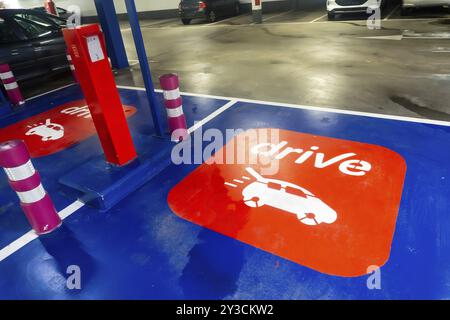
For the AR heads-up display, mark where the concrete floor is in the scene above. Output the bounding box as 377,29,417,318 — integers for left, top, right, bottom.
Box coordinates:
28,0,450,120
115,0,450,120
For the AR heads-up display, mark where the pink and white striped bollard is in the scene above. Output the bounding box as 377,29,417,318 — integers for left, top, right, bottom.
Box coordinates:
159,74,188,142
0,64,25,106
0,140,62,235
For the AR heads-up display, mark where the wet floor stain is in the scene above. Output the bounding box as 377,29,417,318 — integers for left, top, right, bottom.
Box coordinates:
390,95,450,121
429,18,450,25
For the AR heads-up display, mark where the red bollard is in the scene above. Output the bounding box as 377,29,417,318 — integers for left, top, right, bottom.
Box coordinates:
66,50,78,82
0,64,25,106
159,74,188,142
44,0,58,15
63,24,137,166
0,140,61,235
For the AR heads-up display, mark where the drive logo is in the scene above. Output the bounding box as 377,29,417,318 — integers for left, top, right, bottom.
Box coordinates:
168,128,407,277
0,100,136,157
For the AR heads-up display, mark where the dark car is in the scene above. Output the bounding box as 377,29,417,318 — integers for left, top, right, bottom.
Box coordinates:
0,9,69,85
179,0,240,25
32,6,73,20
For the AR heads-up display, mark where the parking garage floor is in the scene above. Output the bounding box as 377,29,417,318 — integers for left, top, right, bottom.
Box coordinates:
2,0,450,300
115,1,450,120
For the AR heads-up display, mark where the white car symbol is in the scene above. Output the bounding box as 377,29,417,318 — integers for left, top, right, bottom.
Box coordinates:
241,167,337,226
25,119,64,141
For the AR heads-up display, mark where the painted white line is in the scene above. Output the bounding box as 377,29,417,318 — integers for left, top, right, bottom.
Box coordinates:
0,231,37,263
233,179,244,184
224,182,238,188
0,200,85,262
309,14,327,23
25,83,77,102
187,99,238,134
432,50,450,53
209,14,246,26
263,10,294,23
117,85,450,127
144,18,179,26
383,4,400,21
242,176,251,180
121,18,179,31
128,60,140,66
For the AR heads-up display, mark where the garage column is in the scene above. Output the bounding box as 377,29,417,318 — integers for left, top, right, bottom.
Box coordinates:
252,0,262,24
94,0,129,69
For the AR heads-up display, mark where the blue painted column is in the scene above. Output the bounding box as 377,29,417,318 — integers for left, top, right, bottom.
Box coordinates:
94,0,129,69
124,0,166,137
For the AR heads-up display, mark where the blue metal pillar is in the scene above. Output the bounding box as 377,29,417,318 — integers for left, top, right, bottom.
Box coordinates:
94,0,129,69
124,0,166,137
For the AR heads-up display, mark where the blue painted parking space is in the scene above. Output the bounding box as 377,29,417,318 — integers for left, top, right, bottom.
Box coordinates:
0,86,449,299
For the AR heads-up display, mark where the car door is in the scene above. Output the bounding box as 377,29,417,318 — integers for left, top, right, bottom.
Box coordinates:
0,17,37,82
12,14,68,74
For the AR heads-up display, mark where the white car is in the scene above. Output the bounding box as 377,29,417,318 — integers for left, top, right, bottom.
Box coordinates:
241,168,337,226
326,0,384,20
401,0,450,15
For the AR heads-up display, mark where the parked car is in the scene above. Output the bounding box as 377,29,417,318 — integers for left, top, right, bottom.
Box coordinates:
179,0,240,25
401,0,450,15
326,0,386,20
32,6,73,20
0,9,69,85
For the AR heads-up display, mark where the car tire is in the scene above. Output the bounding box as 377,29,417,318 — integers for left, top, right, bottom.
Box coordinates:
208,10,217,23
327,12,335,20
181,19,191,25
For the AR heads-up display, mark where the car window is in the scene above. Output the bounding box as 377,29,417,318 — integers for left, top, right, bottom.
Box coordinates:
0,18,21,43
14,13,55,28
42,14,66,27
12,16,54,39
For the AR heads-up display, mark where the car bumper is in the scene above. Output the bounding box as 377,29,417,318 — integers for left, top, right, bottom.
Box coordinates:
327,0,381,13
179,8,207,19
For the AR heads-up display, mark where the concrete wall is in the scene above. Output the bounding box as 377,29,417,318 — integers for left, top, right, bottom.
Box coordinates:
11,0,294,17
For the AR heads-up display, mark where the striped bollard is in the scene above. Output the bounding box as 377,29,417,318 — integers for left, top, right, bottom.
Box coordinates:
66,50,79,82
0,64,25,106
0,140,62,235
44,0,58,15
159,74,188,142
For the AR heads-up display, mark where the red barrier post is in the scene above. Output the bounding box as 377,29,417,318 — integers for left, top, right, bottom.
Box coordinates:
63,24,137,166
0,140,61,235
159,74,188,142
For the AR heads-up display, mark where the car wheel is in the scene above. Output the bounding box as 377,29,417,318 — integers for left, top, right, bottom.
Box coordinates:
327,12,335,20
234,3,240,16
181,18,191,25
208,10,217,23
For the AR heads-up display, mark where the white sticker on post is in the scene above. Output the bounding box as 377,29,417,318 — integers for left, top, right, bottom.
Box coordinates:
86,35,105,63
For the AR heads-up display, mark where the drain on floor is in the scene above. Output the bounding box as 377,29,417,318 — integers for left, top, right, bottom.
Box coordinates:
390,95,450,121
